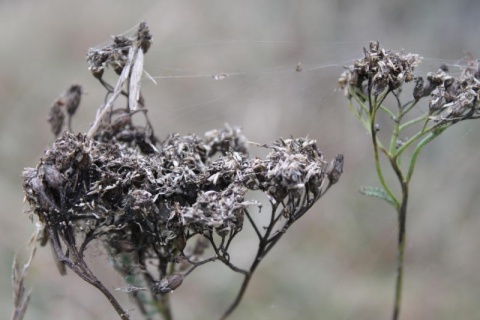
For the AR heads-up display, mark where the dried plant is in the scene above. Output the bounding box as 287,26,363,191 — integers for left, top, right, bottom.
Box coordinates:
339,41,480,320
21,22,343,319
47,85,83,136
11,225,42,320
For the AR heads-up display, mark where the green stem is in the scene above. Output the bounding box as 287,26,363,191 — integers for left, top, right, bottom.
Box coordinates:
151,294,172,320
379,103,396,120
394,122,432,157
400,100,418,116
372,143,399,207
370,98,400,208
406,128,445,183
389,110,402,155
398,114,427,132
347,99,370,131
392,185,408,320
349,87,369,116
348,88,370,130
392,128,446,320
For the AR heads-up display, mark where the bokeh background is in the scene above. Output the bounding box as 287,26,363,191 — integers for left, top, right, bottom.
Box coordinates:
2,1,480,319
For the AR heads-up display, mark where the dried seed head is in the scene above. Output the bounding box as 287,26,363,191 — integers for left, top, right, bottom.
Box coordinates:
413,77,424,101
86,49,107,79
205,124,248,157
180,185,257,235
426,55,480,123
339,41,421,96
48,99,65,137
112,35,133,49
64,85,82,116
258,138,330,201
137,21,152,53
369,40,380,53
152,274,184,295
327,154,344,185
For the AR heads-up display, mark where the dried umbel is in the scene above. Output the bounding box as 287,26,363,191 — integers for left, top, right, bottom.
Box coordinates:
22,21,343,320
338,41,421,97
22,129,342,318
22,130,340,265
424,59,480,123
339,42,480,125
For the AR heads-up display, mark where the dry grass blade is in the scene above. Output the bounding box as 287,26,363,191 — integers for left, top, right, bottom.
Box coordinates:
129,48,144,111
88,44,138,138
11,226,41,320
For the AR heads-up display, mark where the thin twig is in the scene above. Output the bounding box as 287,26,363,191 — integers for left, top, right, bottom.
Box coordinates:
48,227,130,320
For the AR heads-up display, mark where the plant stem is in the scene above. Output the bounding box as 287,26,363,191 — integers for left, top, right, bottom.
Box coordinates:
392,185,408,320
406,129,444,183
219,273,252,320
219,202,294,320
370,97,400,208
159,294,173,320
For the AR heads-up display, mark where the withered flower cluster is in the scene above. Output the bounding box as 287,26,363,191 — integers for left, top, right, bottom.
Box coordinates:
338,41,421,97
22,128,342,317
21,22,343,320
339,41,480,124
22,129,341,277
87,21,151,79
420,58,480,123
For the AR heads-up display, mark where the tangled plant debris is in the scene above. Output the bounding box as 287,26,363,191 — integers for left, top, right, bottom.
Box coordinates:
21,22,343,320
339,41,480,320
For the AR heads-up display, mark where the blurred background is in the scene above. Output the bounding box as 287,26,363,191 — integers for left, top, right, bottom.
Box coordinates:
2,0,480,319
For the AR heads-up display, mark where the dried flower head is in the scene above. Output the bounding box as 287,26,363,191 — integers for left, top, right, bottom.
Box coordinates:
137,21,152,53
86,22,151,78
64,84,82,117
338,41,421,97
205,124,249,157
47,99,65,137
426,56,480,123
23,125,342,288
47,84,83,136
23,21,344,320
152,274,184,295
